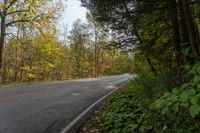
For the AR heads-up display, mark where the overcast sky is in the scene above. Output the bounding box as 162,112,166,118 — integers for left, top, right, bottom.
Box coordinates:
58,0,88,33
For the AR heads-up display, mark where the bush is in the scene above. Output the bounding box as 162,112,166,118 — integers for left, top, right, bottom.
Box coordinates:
149,63,200,132
101,63,200,133
101,84,150,133
132,72,175,101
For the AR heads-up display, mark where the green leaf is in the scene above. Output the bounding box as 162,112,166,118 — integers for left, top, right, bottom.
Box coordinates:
191,95,199,105
139,125,146,132
194,76,200,84
181,47,190,56
150,99,161,109
189,104,200,118
161,106,168,115
132,124,138,129
179,89,196,102
180,102,189,107
180,83,191,89
173,103,179,113
198,84,200,89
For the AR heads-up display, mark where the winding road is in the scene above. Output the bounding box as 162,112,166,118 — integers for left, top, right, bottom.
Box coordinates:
0,74,131,133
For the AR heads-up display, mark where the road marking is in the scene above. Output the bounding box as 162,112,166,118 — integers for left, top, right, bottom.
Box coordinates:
71,93,79,96
106,85,115,90
75,78,99,82
59,80,130,133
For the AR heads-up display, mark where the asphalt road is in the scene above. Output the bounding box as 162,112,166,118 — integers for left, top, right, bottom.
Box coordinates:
0,74,131,133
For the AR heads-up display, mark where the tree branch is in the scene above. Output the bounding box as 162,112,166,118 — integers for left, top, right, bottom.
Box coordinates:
7,0,18,9
6,33,23,44
6,19,30,27
6,9,30,16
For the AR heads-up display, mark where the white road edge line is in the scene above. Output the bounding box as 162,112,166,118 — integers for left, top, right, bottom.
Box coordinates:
59,80,130,133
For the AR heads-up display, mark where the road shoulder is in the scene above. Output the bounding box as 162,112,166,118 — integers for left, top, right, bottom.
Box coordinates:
77,83,131,133
59,81,130,133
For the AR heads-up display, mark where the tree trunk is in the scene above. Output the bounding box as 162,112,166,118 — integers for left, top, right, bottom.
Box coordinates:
168,0,182,68
94,44,99,77
94,26,98,77
178,0,190,44
182,0,200,56
146,57,157,76
134,30,158,76
94,44,97,77
0,11,6,83
178,0,194,64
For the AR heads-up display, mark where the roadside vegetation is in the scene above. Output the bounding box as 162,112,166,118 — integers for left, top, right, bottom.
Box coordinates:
79,0,200,132
80,63,200,133
1,0,200,132
0,1,133,84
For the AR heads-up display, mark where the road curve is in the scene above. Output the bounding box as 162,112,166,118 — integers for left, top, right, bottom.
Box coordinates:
0,74,131,133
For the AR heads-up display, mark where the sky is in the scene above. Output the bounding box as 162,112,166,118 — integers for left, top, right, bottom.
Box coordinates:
58,0,88,33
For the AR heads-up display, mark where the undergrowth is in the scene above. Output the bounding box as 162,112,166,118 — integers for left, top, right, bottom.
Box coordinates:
100,63,200,133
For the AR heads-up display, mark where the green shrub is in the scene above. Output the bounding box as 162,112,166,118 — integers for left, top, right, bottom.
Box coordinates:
133,72,175,101
149,63,200,132
100,68,176,133
101,63,200,133
101,85,151,133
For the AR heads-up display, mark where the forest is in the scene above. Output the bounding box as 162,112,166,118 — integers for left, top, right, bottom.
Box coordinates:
1,0,200,132
79,0,200,133
0,0,133,84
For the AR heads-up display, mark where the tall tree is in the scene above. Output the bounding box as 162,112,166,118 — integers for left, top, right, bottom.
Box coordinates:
181,0,200,56
0,0,63,82
86,13,108,77
68,20,90,78
81,0,200,77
